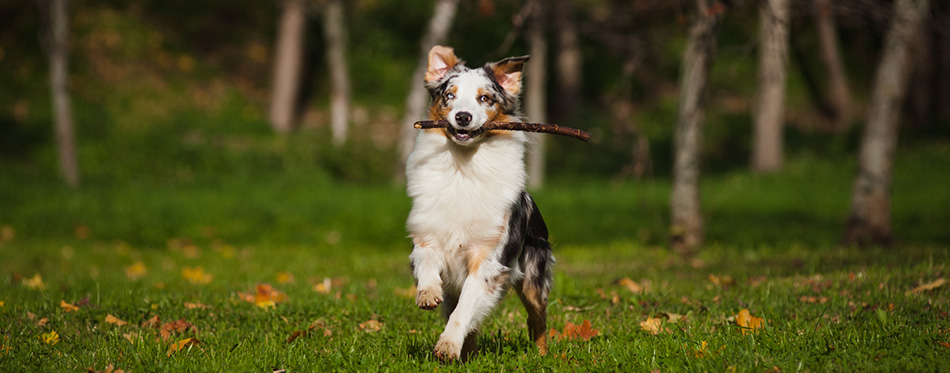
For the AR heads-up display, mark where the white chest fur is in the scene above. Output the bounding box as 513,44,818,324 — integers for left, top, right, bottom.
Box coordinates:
406,131,527,266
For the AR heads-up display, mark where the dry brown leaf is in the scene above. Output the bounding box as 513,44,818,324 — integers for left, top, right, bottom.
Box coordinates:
166,337,200,356
735,309,765,335
104,314,127,326
799,296,828,304
550,320,600,341
60,300,80,313
159,319,197,341
36,317,49,327
142,315,161,328
906,278,947,295
183,302,210,309
617,277,643,293
122,332,139,344
86,363,125,373
359,320,383,333
239,283,287,309
938,341,950,350
640,317,664,335
708,274,735,287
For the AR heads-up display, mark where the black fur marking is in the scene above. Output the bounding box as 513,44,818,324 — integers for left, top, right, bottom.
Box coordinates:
500,192,529,268
518,192,552,292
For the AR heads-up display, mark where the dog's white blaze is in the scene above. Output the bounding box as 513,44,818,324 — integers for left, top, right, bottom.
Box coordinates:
445,70,493,130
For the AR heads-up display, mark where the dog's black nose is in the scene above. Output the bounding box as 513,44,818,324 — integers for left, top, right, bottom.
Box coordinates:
455,112,472,127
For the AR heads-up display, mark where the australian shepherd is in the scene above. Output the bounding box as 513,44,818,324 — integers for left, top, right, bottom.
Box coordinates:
405,45,554,362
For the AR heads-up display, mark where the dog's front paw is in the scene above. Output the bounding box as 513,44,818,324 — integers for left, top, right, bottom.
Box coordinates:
415,287,443,310
433,338,461,362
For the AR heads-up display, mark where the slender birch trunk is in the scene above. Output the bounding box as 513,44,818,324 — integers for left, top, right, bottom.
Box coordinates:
552,0,581,124
525,1,547,189
751,0,790,173
814,0,852,130
670,0,723,254
49,0,79,187
845,0,931,246
269,0,307,133
323,0,350,146
398,0,461,163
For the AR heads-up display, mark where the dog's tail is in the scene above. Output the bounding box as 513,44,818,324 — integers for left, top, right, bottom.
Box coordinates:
515,191,554,354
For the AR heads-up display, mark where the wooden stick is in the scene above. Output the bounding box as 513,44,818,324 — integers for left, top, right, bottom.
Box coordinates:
413,120,591,142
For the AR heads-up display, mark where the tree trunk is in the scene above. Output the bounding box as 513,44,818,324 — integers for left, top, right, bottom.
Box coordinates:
49,0,79,187
814,0,852,130
845,0,931,246
525,0,547,189
398,0,461,164
323,0,350,146
670,0,723,254
751,0,790,173
552,0,581,124
269,0,307,134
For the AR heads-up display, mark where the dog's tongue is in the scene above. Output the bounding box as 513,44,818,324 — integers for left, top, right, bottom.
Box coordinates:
454,131,471,141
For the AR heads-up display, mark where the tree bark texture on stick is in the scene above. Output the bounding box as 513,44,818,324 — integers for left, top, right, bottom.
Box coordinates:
323,0,350,146
269,0,307,134
670,0,724,254
525,0,547,189
845,0,931,246
751,0,790,173
813,0,852,130
398,0,461,163
49,0,80,187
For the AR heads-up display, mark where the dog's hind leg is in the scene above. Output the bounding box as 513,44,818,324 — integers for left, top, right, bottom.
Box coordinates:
516,195,554,355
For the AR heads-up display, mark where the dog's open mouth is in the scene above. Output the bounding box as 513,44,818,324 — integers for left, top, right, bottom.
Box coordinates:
447,127,486,143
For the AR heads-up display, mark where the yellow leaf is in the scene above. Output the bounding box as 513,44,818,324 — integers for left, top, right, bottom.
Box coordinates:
313,277,332,294
183,302,210,309
104,314,127,326
690,340,710,358
124,262,148,280
39,330,60,345
23,273,45,290
181,267,212,284
0,300,5,307
239,283,286,309
906,278,947,295
640,317,664,335
166,337,200,356
618,277,643,293
276,272,295,284
60,300,80,313
735,309,765,335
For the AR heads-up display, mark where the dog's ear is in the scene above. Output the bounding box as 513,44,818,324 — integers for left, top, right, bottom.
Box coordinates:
488,55,530,95
426,46,459,84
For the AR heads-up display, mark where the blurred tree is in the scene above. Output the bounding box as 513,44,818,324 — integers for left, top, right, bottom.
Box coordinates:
845,0,931,246
269,0,307,133
813,0,852,130
752,0,789,173
44,0,80,187
399,0,461,164
525,0,546,189
670,0,725,254
552,0,581,124
322,0,350,146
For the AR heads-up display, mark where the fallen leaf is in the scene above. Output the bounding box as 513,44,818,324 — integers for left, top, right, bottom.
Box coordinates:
617,277,643,293
159,319,197,340
276,272,295,284
393,285,416,297
122,332,139,344
359,320,383,333
735,309,765,335
551,320,600,341
0,300,4,307
658,312,685,323
906,278,947,295
36,317,49,327
640,316,664,335
23,273,45,290
688,340,710,358
142,315,161,328
239,283,287,309
708,274,735,287
166,337,200,356
184,302,210,309
799,296,828,304
60,300,80,313
181,267,212,284
938,341,950,349
124,262,147,280
104,314,127,326
86,363,125,373
313,278,332,294
39,330,60,345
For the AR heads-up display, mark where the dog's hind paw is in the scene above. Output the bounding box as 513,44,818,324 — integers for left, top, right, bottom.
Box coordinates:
433,338,461,362
415,288,443,310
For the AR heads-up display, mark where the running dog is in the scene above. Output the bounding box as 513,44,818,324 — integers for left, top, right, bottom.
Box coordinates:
405,45,554,362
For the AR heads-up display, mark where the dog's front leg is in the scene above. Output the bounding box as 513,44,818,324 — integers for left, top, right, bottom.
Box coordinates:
434,260,509,361
409,242,443,310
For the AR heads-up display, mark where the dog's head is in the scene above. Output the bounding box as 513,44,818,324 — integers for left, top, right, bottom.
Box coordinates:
424,46,528,146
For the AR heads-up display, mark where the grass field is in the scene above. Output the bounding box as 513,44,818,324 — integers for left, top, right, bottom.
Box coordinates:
1,143,949,371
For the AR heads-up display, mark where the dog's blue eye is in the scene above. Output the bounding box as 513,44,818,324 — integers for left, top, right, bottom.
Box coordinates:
445,92,455,100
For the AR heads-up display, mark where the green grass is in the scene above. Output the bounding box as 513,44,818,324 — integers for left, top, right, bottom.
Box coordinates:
1,143,949,371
